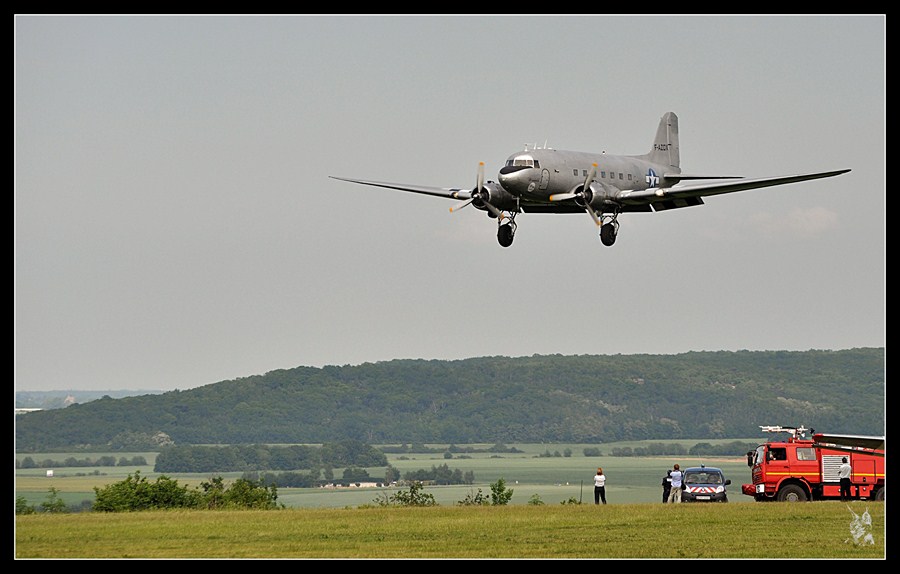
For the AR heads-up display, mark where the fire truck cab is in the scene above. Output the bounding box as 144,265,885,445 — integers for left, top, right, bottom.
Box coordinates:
741,425,885,502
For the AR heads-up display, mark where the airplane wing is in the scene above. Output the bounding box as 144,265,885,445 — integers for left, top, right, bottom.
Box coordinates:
329,176,472,201
813,432,885,452
619,169,851,205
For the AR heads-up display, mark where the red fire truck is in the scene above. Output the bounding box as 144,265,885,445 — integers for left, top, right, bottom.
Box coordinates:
741,425,885,502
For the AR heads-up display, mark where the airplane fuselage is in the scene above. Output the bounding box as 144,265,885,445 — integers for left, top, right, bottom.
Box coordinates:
497,148,678,204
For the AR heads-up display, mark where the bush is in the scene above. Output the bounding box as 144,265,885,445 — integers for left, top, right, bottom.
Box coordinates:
489,478,513,506
457,488,489,506
16,496,35,515
92,471,280,512
373,481,436,507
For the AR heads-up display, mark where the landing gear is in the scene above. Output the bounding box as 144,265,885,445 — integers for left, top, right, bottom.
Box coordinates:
598,213,620,247
497,217,517,247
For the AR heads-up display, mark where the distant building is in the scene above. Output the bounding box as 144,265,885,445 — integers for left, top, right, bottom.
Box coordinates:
15,408,42,416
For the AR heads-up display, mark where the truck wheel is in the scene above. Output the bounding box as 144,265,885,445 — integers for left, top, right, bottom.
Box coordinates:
874,487,885,501
776,484,808,502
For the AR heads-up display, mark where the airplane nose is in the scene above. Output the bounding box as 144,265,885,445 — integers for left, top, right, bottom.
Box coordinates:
498,165,532,195
499,165,530,176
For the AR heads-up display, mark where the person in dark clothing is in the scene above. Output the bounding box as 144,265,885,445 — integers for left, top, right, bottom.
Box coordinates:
593,467,607,505
839,457,852,501
662,469,672,503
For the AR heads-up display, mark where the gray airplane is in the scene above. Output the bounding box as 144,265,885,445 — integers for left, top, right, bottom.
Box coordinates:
331,112,850,247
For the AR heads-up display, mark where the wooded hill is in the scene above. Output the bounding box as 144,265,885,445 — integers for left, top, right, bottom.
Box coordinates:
15,348,884,452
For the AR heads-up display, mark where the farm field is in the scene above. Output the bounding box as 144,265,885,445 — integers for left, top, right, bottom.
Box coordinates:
16,442,755,508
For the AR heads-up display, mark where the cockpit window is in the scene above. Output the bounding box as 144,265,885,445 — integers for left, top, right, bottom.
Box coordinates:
506,155,539,169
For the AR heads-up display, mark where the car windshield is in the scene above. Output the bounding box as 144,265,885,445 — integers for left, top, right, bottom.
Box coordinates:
685,472,722,485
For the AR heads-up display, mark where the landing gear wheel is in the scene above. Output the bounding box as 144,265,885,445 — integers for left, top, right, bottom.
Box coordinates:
600,222,617,246
497,223,515,247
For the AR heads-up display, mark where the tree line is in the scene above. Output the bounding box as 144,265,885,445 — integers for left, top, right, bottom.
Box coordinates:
17,455,148,469
15,348,885,451
154,440,386,473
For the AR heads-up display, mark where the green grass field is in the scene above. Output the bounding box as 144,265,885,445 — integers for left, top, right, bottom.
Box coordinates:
15,443,886,558
16,503,885,558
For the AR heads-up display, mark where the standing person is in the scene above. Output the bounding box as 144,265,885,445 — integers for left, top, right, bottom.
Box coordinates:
667,464,683,503
593,467,607,505
662,469,672,503
839,457,852,502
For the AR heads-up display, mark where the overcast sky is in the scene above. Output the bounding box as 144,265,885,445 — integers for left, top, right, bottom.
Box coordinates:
15,15,885,392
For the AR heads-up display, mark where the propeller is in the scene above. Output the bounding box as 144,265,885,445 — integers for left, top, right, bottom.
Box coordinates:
549,163,602,226
449,162,483,213
449,162,504,219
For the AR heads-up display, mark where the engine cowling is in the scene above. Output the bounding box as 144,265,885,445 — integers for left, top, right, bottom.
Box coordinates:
473,181,519,212
573,182,618,211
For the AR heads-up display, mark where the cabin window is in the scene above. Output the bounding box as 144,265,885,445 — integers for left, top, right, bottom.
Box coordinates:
627,174,633,181
768,447,787,461
600,171,606,178
618,173,623,180
573,169,578,176
796,448,817,461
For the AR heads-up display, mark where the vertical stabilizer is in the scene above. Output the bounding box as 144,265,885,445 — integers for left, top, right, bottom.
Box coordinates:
648,112,679,169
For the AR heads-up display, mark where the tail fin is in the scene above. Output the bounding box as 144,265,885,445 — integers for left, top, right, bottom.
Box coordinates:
647,112,679,169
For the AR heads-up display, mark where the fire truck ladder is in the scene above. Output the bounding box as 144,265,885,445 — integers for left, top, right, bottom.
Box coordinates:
759,425,811,440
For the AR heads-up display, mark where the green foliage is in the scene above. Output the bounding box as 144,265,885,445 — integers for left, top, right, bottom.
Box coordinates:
489,478,513,506
373,481,437,507
559,497,581,505
93,471,200,512
403,463,471,485
154,440,386,473
198,477,279,510
16,496,35,515
92,471,279,512
527,494,545,505
15,349,885,450
457,488,490,506
383,464,400,483
39,487,68,513
341,466,370,483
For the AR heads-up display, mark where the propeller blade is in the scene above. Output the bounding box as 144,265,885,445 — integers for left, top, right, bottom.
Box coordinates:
482,202,503,219
449,197,475,213
584,162,598,189
476,161,485,194
549,192,577,202
585,206,601,227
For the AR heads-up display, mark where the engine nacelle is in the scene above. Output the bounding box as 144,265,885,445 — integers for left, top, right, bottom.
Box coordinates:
473,181,520,212
574,182,618,211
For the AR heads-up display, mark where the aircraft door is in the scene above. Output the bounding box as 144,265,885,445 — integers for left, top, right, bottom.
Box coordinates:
539,169,550,190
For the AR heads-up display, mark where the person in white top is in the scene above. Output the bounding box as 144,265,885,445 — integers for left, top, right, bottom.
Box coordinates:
593,467,607,505
839,457,852,502
667,464,683,503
